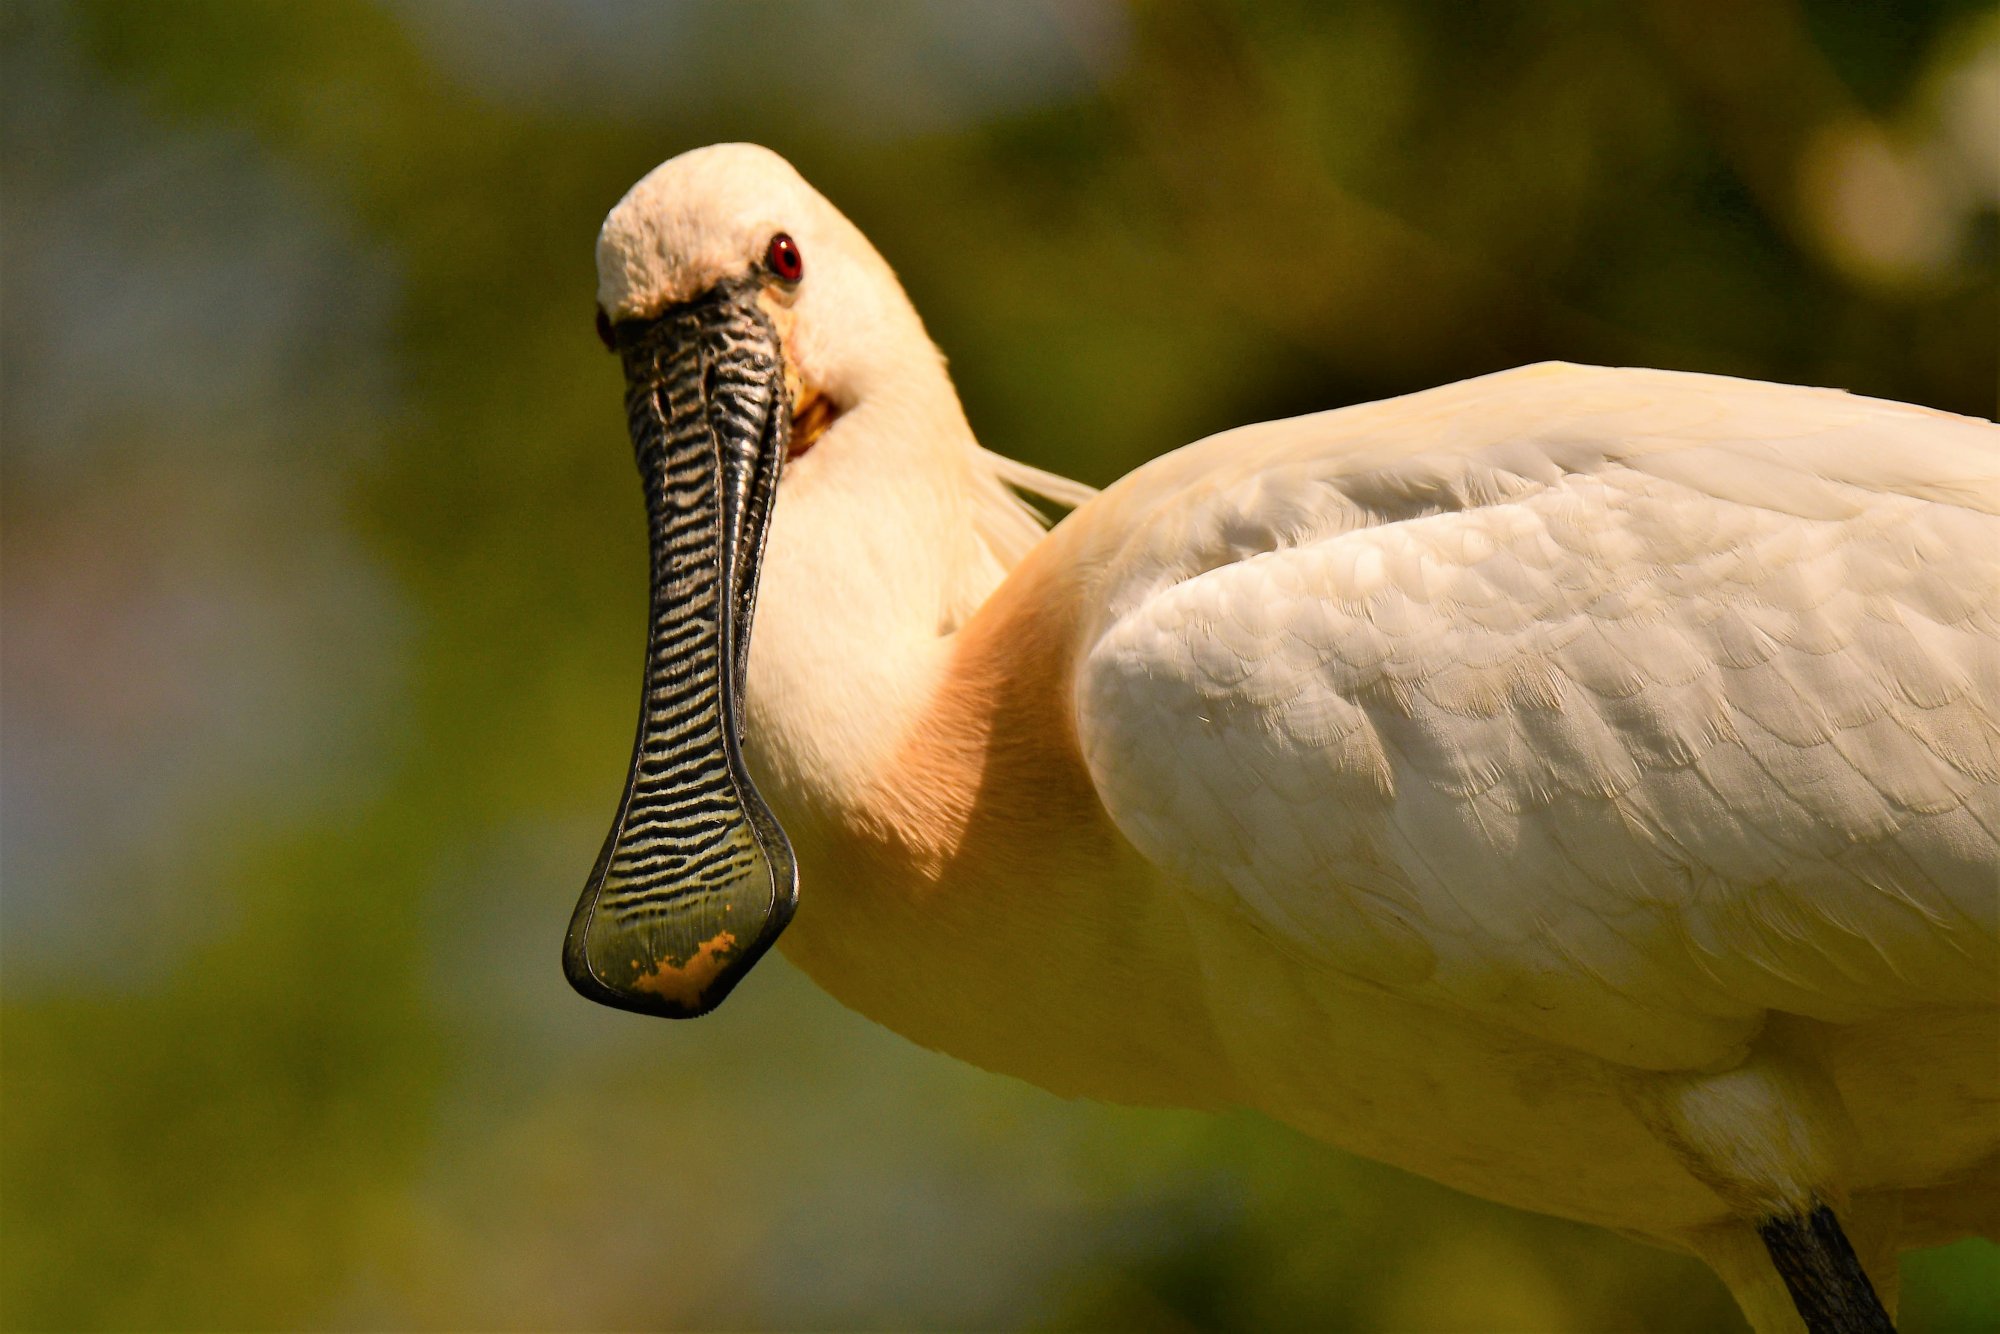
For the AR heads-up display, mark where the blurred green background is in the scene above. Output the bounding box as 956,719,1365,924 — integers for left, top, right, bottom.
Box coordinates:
4,1,1996,1330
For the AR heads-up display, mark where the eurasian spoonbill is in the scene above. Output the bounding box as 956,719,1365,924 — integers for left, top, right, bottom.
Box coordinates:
566,144,1998,1334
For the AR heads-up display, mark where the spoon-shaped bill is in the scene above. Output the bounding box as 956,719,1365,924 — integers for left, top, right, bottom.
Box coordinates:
564,285,796,1018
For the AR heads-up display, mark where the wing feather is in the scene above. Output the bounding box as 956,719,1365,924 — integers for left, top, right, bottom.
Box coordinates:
1074,365,2000,1069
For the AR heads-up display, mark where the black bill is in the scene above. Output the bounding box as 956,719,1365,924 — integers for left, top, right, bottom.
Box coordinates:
564,282,797,1018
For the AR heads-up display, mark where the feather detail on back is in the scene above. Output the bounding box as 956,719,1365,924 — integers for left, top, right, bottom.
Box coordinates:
1071,364,2000,1070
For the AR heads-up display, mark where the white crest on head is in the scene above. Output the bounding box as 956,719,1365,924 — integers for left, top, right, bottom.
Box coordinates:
596,143,948,412
595,142,1096,624
597,143,818,319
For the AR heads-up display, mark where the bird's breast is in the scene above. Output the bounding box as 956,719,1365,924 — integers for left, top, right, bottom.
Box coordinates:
767,538,1245,1108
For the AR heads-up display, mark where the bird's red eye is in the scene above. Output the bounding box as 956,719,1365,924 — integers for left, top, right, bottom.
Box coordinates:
766,233,804,283
595,306,616,351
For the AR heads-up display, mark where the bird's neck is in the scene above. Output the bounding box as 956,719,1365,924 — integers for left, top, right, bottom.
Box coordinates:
739,390,996,835
739,412,1239,1105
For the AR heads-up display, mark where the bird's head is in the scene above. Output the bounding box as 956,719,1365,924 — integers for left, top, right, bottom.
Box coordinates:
568,144,929,1020
594,143,939,459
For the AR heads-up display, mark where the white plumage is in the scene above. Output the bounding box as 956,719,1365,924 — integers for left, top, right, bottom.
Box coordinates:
590,145,2000,1334
1078,365,1999,1070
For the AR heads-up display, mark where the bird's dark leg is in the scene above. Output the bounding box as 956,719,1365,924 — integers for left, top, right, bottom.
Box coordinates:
1757,1203,1895,1334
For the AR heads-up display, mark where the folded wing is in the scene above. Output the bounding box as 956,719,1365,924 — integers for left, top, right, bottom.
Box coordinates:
1076,365,2000,1069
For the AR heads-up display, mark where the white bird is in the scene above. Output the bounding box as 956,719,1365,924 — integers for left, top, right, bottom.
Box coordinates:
565,143,2000,1334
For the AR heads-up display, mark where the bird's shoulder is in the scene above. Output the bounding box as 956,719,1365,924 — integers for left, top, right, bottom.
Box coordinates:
1066,362,1997,629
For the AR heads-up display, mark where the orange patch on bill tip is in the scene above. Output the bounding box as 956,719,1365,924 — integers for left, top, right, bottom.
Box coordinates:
630,930,739,1008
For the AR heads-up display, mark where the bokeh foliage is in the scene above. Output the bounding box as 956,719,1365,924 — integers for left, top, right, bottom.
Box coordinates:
4,1,1995,1330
